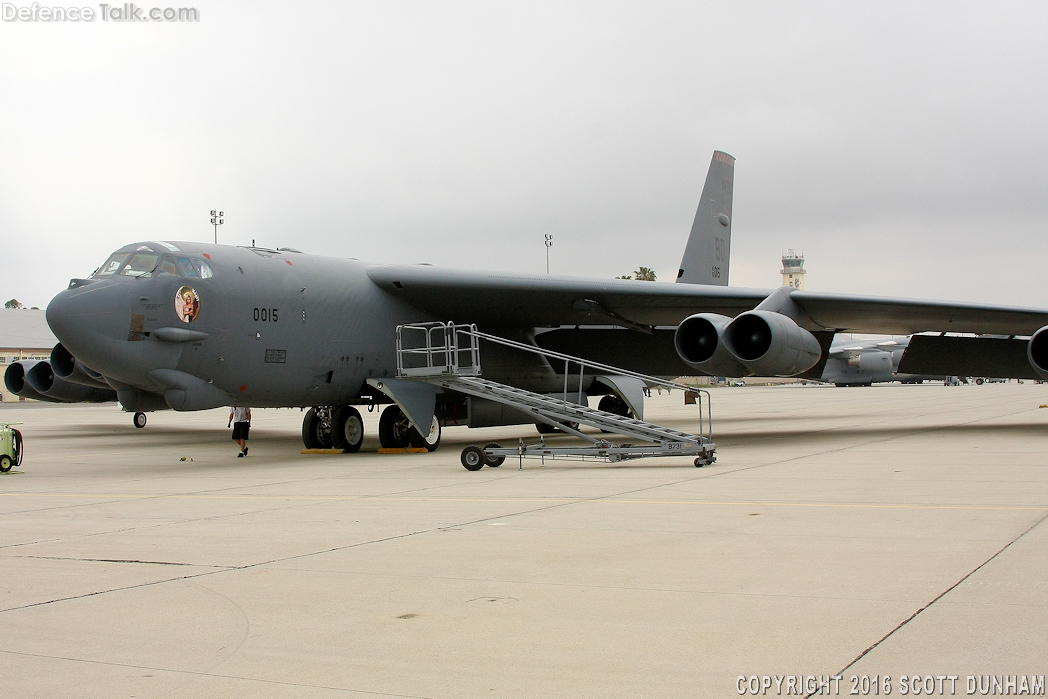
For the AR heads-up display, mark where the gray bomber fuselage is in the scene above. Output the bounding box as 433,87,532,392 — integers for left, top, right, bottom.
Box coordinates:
46,242,430,408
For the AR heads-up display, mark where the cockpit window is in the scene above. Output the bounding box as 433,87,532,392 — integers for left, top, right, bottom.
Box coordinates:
156,256,179,277
195,260,214,278
119,253,160,277
177,257,198,278
95,253,131,277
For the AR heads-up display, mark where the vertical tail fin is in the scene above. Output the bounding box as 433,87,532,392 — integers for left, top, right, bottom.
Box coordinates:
676,150,734,286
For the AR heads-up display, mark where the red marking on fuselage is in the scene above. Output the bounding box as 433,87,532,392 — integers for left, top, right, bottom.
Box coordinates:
239,385,247,392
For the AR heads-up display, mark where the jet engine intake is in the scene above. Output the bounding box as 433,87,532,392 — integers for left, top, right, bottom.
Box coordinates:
4,361,63,402
50,343,111,389
673,313,748,376
1028,325,1048,379
723,310,822,376
26,360,118,403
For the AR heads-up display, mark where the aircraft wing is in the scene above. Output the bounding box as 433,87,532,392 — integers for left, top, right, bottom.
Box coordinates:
366,265,1048,335
367,265,768,328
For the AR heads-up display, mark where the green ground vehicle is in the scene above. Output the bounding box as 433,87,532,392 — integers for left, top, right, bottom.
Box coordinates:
0,423,24,472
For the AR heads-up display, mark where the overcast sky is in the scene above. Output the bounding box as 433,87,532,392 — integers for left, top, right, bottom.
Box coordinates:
2,1,1046,310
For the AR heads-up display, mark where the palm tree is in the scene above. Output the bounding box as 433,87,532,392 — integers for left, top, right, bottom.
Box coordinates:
634,267,656,281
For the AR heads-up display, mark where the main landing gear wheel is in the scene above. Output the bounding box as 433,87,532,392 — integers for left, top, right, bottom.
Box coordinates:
461,445,485,471
133,412,147,428
378,405,412,449
408,415,441,452
482,443,505,467
333,406,364,453
597,395,631,433
302,407,333,449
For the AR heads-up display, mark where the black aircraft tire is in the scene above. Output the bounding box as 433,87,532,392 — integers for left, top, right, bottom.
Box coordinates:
408,415,441,452
133,412,147,428
333,406,365,453
597,396,630,433
379,405,411,449
461,445,485,471
302,408,319,449
302,408,324,449
483,443,505,467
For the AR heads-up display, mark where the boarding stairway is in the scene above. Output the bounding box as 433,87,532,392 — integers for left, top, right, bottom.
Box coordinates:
396,323,716,469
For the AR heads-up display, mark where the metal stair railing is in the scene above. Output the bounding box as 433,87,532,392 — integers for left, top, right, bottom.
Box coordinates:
437,375,705,446
396,321,712,444
395,322,716,467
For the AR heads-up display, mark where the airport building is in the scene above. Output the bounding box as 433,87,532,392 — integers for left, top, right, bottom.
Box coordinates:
0,309,58,402
782,249,806,289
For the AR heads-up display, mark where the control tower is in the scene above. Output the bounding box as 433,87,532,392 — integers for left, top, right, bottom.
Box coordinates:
781,250,805,289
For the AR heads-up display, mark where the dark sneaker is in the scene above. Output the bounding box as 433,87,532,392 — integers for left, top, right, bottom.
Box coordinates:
244,447,248,456
237,452,245,458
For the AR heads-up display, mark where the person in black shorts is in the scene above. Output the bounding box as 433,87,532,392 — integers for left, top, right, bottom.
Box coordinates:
229,406,251,457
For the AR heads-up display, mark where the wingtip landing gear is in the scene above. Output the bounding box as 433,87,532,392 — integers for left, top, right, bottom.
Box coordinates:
133,412,147,429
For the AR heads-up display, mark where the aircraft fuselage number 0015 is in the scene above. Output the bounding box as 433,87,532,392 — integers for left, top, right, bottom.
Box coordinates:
253,308,278,322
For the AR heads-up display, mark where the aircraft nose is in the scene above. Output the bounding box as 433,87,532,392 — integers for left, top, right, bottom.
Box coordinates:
46,281,132,362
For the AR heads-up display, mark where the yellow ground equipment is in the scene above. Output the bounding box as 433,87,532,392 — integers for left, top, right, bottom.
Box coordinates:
0,422,24,473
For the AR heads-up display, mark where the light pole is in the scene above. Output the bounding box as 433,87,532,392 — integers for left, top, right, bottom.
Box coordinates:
210,209,224,244
545,233,553,274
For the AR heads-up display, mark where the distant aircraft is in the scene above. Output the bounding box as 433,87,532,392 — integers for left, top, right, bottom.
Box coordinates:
820,335,943,386
14,151,1048,454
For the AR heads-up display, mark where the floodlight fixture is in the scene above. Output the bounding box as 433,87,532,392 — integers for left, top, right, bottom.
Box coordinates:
211,207,225,244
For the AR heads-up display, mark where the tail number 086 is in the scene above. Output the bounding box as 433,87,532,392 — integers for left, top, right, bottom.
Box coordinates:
253,308,278,322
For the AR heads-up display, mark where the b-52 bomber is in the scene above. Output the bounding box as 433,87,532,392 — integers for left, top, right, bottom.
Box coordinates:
16,151,1048,454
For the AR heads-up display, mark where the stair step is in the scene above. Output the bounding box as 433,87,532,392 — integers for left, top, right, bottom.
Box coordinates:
436,376,708,446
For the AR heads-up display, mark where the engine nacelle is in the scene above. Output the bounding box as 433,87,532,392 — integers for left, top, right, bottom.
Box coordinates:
1028,325,1048,379
26,360,118,403
50,343,112,389
846,351,893,373
673,313,749,376
723,310,822,376
4,360,64,403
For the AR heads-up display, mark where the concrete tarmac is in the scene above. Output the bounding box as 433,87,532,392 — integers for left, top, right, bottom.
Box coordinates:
0,382,1046,698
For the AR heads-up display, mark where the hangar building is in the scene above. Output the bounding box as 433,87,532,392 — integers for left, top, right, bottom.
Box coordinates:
1,309,57,402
